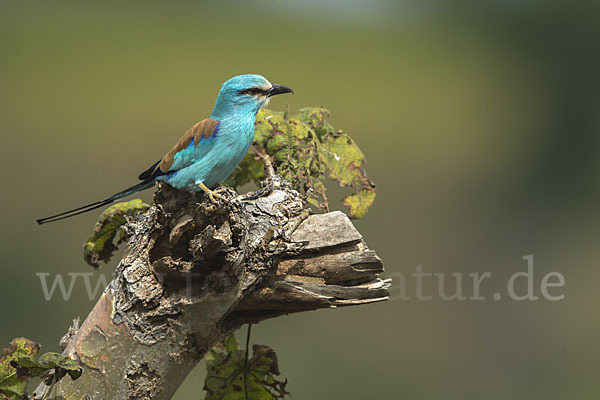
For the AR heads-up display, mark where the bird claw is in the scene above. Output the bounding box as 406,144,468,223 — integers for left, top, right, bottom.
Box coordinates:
207,191,229,203
198,183,230,204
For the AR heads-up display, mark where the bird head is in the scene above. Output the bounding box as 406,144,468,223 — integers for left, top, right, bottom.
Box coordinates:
211,74,293,119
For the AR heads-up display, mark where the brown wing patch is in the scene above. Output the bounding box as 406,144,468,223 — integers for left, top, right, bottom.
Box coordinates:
156,118,219,173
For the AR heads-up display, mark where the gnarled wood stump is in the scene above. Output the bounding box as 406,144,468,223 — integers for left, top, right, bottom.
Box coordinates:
34,175,389,400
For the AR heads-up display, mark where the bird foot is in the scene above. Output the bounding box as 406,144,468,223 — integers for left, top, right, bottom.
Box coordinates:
198,182,229,203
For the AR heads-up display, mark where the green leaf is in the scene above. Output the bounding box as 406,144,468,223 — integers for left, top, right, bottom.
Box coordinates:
0,338,40,400
0,374,25,400
226,107,376,218
319,129,376,218
343,190,377,220
204,335,290,400
292,107,335,139
12,352,83,382
83,199,149,268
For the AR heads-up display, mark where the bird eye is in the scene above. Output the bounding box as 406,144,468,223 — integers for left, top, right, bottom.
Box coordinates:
239,87,265,96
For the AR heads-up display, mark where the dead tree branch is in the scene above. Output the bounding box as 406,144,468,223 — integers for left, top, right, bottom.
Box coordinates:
33,175,389,400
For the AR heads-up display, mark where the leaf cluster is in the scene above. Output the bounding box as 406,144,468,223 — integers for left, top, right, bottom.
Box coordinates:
0,338,81,400
204,335,289,400
83,199,149,268
224,107,376,218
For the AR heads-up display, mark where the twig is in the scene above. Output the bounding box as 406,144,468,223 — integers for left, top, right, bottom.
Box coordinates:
244,324,252,399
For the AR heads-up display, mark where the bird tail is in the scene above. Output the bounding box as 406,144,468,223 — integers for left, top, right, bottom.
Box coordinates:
36,180,156,225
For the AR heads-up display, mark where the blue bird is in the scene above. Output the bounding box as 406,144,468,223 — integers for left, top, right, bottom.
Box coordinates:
37,74,293,224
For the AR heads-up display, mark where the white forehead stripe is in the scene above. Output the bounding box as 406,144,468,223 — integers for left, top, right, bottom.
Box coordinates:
259,81,272,91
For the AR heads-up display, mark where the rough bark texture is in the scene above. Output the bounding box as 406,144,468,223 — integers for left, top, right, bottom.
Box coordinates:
33,175,389,400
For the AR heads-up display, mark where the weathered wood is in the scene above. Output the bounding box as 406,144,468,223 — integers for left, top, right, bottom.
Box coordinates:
288,211,363,251
33,176,388,400
277,250,383,284
228,213,388,322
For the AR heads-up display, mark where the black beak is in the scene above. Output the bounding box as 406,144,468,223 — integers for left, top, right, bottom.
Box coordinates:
266,84,294,97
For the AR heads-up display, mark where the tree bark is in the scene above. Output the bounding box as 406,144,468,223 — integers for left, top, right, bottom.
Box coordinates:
33,175,389,400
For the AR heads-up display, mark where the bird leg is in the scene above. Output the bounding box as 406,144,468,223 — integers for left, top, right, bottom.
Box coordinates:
197,182,229,203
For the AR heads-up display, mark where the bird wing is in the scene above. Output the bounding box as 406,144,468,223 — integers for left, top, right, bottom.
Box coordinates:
138,118,220,181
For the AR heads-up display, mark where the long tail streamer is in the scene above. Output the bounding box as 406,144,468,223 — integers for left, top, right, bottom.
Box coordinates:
36,181,155,225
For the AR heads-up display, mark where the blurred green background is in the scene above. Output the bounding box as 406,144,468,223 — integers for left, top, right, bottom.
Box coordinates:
1,0,599,398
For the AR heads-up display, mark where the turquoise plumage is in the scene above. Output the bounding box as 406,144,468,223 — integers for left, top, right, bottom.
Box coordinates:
37,74,293,224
